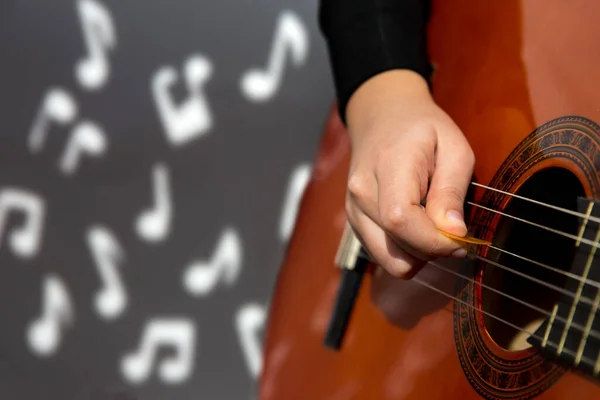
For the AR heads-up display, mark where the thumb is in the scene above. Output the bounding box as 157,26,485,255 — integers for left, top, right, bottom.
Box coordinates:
425,138,474,237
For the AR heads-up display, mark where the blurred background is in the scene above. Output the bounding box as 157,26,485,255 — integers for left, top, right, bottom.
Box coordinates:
0,0,333,398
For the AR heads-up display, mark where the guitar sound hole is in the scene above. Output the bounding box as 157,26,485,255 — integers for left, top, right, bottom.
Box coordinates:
481,167,585,351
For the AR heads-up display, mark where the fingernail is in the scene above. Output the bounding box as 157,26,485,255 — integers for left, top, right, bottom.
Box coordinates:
446,210,467,229
452,248,468,258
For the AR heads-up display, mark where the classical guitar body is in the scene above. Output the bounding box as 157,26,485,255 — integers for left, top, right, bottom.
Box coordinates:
259,1,600,399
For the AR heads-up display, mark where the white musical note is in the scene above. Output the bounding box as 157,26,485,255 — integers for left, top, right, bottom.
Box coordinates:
151,54,214,147
86,225,127,320
240,10,308,102
183,228,242,296
279,163,311,241
28,88,78,153
59,121,108,175
27,273,74,357
135,162,172,242
75,0,116,90
0,188,45,258
236,303,267,378
120,318,196,384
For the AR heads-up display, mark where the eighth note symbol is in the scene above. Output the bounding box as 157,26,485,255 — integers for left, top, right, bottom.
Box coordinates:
183,228,242,296
27,274,74,357
120,318,196,384
59,121,108,175
135,162,172,243
240,10,308,102
28,88,107,174
75,0,116,90
151,55,214,147
87,225,127,320
0,188,45,258
28,88,78,153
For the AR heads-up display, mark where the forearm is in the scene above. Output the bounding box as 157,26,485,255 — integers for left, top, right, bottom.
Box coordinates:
318,0,432,123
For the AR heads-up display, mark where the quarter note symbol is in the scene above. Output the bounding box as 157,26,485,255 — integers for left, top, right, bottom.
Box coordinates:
27,273,74,357
87,225,127,320
240,10,308,102
236,303,266,378
151,55,214,147
183,228,242,296
59,121,108,175
0,188,45,259
75,0,116,90
28,88,78,153
135,162,172,243
120,318,196,384
279,163,311,242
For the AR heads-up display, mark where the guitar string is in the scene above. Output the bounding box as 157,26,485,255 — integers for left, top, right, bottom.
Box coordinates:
467,200,600,249
471,182,600,224
364,199,600,305
462,201,600,302
447,195,600,291
409,274,598,366
488,245,600,289
362,247,600,314
366,181,600,358
426,181,600,288
427,260,600,341
359,181,600,346
474,255,598,307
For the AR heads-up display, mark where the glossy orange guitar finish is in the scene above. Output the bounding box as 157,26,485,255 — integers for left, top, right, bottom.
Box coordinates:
259,1,600,399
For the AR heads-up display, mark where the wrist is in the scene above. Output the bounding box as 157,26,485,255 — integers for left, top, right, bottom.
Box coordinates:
345,69,432,141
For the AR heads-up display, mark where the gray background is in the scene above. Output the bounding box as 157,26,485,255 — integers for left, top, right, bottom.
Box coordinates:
0,1,333,398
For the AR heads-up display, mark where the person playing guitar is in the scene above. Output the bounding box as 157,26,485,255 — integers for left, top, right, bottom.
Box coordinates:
320,0,473,279
260,1,600,399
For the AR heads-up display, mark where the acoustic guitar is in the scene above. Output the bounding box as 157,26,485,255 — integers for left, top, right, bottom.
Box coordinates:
259,1,600,398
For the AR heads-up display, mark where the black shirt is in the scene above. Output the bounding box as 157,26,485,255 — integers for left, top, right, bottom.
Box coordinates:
318,0,432,123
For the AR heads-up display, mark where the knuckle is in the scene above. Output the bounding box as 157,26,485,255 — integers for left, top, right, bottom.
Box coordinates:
347,173,367,199
380,206,409,233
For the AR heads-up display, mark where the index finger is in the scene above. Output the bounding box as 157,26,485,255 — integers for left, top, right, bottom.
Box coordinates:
374,148,464,258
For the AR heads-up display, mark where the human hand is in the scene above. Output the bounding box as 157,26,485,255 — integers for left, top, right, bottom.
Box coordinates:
344,69,475,279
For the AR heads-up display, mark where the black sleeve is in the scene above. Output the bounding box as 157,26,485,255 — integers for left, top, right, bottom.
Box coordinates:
318,0,432,123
